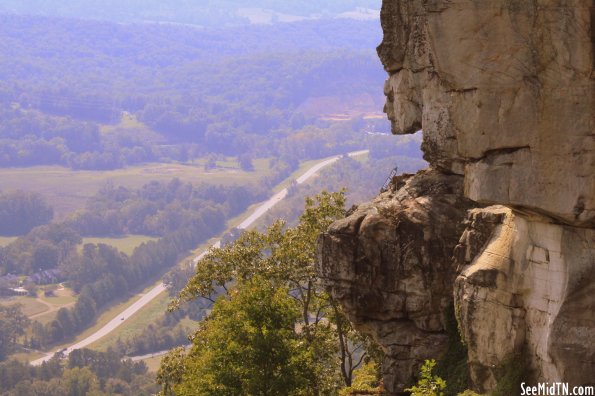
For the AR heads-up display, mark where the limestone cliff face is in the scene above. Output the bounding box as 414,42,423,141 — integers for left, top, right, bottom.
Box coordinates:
318,0,594,394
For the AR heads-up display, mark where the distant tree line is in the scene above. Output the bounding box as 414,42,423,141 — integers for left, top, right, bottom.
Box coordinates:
64,178,266,237
0,348,157,395
0,190,53,236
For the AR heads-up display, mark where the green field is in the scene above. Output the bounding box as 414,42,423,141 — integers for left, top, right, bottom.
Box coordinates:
0,296,49,317
0,160,272,219
142,354,165,372
81,235,159,255
38,286,76,307
0,286,76,324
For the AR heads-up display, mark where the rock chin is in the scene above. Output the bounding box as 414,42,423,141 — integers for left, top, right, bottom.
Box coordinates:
318,0,594,393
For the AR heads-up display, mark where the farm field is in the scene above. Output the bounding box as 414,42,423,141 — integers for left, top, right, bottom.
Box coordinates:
0,159,272,219
81,235,159,256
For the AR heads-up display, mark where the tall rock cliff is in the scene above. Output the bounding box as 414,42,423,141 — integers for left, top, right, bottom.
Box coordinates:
318,1,594,394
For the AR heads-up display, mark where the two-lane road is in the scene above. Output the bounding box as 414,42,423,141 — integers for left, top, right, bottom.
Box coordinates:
31,150,368,366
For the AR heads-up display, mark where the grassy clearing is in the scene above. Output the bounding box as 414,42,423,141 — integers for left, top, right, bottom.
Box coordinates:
81,235,158,255
192,156,270,172
142,354,165,372
0,296,49,317
0,161,271,219
0,236,18,247
34,311,59,325
28,287,77,324
38,286,76,306
352,151,369,163
99,113,149,134
10,351,45,363
1,286,76,323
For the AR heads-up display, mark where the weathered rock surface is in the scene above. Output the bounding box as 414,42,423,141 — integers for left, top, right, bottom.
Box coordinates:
454,206,595,391
379,0,594,227
318,0,594,393
317,169,477,393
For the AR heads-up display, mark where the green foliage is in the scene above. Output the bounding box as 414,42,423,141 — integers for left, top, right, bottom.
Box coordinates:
0,15,387,168
0,304,30,360
434,304,469,396
168,278,316,395
406,359,447,396
0,190,53,236
162,191,378,394
173,190,346,305
338,361,382,395
491,350,528,396
61,366,101,396
0,178,270,353
0,348,156,395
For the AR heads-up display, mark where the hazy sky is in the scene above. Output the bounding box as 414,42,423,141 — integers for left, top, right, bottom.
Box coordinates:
0,0,382,27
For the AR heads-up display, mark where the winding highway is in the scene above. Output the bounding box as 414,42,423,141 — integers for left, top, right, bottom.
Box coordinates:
31,150,368,366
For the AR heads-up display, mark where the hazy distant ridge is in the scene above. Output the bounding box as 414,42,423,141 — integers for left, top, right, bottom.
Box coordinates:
0,0,380,27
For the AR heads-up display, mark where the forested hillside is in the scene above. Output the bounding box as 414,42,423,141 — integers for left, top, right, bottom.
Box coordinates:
0,15,386,169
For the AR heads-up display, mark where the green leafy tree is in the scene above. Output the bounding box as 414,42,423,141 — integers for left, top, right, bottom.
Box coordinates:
32,240,60,270
0,304,30,360
61,367,101,396
0,190,54,236
406,359,447,396
339,361,383,396
160,277,315,396
161,191,377,394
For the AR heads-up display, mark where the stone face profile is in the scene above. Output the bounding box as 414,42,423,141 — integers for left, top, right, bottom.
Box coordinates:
318,1,594,393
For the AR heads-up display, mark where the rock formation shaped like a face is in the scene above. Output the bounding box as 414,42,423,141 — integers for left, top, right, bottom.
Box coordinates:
318,1,594,394
379,0,594,227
